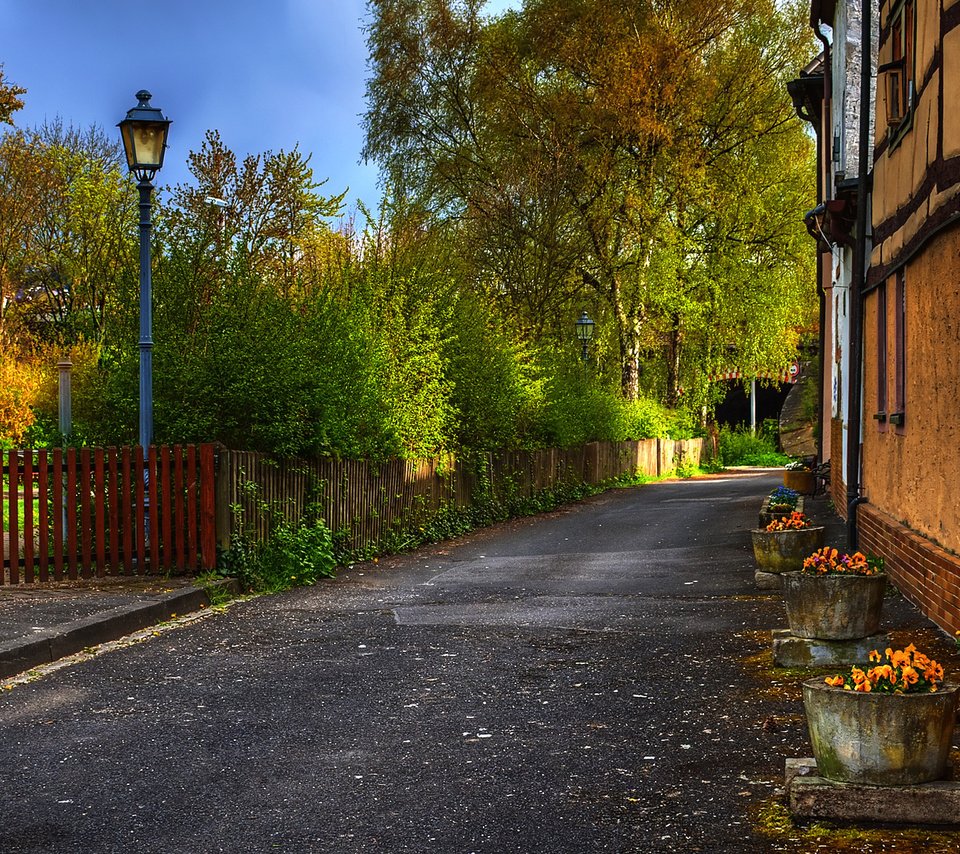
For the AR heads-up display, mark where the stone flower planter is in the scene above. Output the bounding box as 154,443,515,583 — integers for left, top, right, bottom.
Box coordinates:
784,469,814,494
803,678,959,785
782,571,886,640
758,495,805,529
751,526,824,573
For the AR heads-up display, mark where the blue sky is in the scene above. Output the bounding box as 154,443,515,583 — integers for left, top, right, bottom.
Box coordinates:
1,0,518,212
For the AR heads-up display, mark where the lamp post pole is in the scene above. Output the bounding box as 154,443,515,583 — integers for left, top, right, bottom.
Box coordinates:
118,90,171,449
138,177,154,448
119,91,170,550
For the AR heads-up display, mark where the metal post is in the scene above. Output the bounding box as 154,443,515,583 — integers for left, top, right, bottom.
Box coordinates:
138,178,154,449
57,359,72,439
138,178,154,543
750,378,757,433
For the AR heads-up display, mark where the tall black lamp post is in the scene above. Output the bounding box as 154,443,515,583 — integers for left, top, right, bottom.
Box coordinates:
118,90,171,449
575,310,595,362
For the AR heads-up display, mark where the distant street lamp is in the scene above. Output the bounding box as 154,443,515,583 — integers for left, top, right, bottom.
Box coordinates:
575,311,595,362
118,90,171,448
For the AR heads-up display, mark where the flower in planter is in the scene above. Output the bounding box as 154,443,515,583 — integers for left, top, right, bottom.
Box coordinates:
801,547,884,576
768,486,799,512
785,459,811,471
823,644,944,694
765,511,812,531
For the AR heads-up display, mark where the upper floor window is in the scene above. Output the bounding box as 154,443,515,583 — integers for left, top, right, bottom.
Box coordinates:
876,281,887,426
883,0,916,139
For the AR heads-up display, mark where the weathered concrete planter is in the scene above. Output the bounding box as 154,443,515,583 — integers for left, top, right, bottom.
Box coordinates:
803,679,959,785
751,526,824,573
782,571,886,639
784,469,815,493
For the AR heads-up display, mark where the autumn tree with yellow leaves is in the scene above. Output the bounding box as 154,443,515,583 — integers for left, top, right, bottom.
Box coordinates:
363,0,817,404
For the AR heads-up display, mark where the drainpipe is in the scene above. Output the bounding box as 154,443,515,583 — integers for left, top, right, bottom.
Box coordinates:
813,21,831,468
816,243,826,465
846,1,873,548
814,23,831,113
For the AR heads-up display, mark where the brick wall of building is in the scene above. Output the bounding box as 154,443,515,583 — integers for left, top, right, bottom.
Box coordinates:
858,502,960,636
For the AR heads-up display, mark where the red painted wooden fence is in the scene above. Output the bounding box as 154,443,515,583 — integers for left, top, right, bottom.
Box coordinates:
1,444,216,584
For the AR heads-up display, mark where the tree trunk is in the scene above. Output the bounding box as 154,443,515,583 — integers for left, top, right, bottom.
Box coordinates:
621,349,639,400
614,285,641,401
665,311,682,407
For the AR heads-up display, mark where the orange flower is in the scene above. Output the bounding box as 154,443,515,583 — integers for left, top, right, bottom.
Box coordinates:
824,675,845,687
875,665,895,684
766,511,811,532
869,649,882,663
900,666,919,686
889,648,908,668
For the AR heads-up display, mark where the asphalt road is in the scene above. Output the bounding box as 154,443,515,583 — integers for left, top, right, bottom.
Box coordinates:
0,472,943,853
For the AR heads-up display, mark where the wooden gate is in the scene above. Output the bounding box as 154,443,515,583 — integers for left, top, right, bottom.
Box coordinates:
1,444,217,584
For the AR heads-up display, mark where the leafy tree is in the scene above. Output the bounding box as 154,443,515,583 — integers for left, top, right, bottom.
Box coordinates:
363,0,817,403
162,130,347,302
0,129,50,344
0,65,25,126
0,348,39,445
0,122,136,347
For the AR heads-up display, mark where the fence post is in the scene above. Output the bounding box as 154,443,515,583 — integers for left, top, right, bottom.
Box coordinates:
214,445,233,554
57,359,72,438
200,444,217,570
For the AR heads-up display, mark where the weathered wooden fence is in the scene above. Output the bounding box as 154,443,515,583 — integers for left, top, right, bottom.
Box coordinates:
218,438,704,553
2,438,702,583
1,445,217,584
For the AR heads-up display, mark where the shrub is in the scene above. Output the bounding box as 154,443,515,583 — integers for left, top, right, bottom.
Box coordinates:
0,348,40,446
718,425,790,466
219,516,337,593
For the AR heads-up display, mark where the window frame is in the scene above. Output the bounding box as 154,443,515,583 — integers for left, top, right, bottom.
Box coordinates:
883,0,916,149
890,270,906,428
875,281,888,427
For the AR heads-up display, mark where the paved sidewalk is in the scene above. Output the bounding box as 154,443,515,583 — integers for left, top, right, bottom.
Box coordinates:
0,575,235,678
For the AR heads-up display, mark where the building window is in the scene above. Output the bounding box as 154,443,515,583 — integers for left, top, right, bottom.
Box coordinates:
891,270,906,426
883,0,916,138
876,282,887,424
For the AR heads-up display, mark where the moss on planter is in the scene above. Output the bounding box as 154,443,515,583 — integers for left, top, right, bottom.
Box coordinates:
751,797,960,851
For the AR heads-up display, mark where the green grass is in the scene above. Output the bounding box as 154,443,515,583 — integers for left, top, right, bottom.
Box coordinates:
1,495,38,533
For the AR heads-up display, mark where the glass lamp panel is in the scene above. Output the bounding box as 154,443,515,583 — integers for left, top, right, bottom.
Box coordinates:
133,122,166,168
119,123,138,171
575,315,595,341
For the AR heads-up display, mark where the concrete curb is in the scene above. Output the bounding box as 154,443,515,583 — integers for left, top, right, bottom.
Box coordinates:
0,578,240,679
